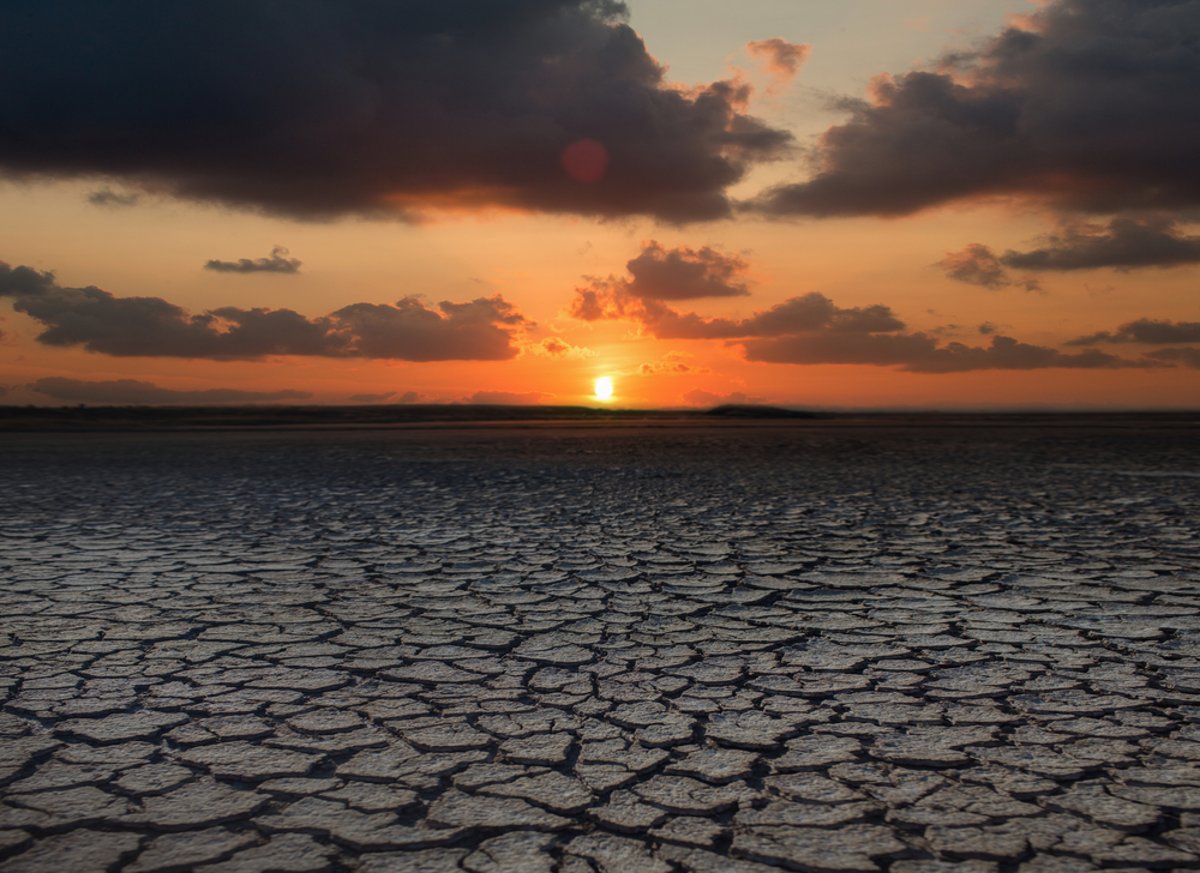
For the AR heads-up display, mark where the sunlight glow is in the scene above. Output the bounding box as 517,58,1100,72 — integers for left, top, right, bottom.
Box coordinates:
593,376,614,401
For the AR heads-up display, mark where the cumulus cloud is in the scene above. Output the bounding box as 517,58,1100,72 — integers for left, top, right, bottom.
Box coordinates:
86,188,139,208
1067,319,1200,346
1,260,527,361
573,242,751,315
747,38,811,83
32,377,309,404
938,244,1041,291
205,246,302,275
750,0,1200,218
1001,218,1200,271
0,1,789,223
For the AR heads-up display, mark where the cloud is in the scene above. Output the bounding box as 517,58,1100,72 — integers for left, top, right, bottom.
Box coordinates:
32,377,309,404
205,246,302,275
0,262,57,297
466,390,552,405
683,389,765,407
609,291,906,340
576,241,752,310
0,1,789,223
749,0,1200,217
938,244,1041,291
742,332,1155,373
86,188,139,208
747,39,811,83
1144,347,1200,368
569,245,1173,373
348,390,422,403
1067,319,1200,346
639,351,708,376
1001,218,1200,271
535,337,594,358
1,259,527,360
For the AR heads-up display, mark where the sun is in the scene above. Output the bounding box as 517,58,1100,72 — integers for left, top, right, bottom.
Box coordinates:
593,376,614,402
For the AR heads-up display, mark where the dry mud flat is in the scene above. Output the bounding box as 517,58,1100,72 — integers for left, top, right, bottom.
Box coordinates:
1,420,1199,872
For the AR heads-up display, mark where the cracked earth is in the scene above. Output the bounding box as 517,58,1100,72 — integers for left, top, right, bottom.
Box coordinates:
1,421,1199,872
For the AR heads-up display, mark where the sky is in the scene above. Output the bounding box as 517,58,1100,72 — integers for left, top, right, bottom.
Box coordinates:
1,0,1197,409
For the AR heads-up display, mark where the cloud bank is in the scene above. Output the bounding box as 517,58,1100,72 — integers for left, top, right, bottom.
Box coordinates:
572,244,1185,373
1,261,526,361
0,1,789,222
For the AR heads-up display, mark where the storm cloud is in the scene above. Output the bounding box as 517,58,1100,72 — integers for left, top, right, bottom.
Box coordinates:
205,246,302,275
32,377,309,404
751,0,1200,218
0,1,789,222
1,260,527,361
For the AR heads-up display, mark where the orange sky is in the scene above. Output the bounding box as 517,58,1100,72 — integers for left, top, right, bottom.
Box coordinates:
1,0,1197,409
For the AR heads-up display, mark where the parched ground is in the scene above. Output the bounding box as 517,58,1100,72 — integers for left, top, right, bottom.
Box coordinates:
1,421,1199,872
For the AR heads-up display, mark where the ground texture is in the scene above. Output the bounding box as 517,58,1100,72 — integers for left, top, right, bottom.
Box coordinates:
2,421,1199,872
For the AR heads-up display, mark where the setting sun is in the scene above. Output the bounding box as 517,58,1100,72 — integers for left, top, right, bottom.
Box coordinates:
593,376,614,402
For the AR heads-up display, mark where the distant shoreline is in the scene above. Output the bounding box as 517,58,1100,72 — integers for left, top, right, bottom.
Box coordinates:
0,404,1197,433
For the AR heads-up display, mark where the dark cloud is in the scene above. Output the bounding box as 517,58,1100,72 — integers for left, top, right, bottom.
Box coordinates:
1067,318,1200,346
1144,347,1200,368
348,390,422,403
750,0,1200,217
32,377,309,404
205,246,302,275
1001,218,1200,271
742,332,1153,373
625,241,751,300
86,188,139,208
2,259,526,360
571,242,905,339
576,241,752,308
0,1,789,222
591,290,906,340
938,244,1041,291
0,262,57,297
570,245,1170,373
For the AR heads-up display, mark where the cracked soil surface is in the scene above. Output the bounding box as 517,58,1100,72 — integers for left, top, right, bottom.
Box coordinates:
2,420,1199,872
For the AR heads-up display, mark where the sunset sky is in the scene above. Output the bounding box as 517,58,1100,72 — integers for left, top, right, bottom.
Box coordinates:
1,0,1197,409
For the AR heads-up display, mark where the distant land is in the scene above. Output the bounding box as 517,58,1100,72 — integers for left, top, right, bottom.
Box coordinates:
0,404,1197,433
